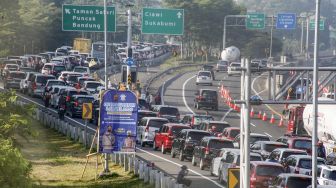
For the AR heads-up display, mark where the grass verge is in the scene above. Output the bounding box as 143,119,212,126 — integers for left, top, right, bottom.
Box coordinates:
16,120,152,188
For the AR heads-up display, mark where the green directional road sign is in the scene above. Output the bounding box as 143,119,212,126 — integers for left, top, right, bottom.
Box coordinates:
62,4,116,32
142,7,184,35
246,13,265,29
309,18,325,30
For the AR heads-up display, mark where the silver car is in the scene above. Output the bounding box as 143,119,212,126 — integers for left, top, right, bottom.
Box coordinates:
50,86,74,108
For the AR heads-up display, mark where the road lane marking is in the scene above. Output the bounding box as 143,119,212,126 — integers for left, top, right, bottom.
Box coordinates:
221,108,233,121
235,114,256,127
182,75,196,114
264,132,273,138
137,148,224,188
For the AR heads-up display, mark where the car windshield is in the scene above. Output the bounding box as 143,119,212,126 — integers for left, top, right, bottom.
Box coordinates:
230,63,240,67
229,129,240,138
193,115,213,125
323,170,336,180
299,159,325,169
198,72,211,77
7,65,18,69
54,66,65,72
250,136,270,144
138,112,156,120
9,72,26,79
287,177,311,187
86,82,101,88
36,76,54,84
202,90,217,98
74,67,87,72
282,151,306,160
218,61,228,65
148,120,168,128
188,132,210,140
44,65,52,69
264,144,287,152
208,140,234,149
48,81,65,86
209,123,230,132
171,126,189,136
293,140,312,150
68,75,81,82
69,90,88,97
255,165,284,176
53,88,60,93
160,107,179,116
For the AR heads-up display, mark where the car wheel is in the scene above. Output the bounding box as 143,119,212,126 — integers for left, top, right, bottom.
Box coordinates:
191,155,197,166
170,147,176,158
200,159,205,170
141,138,145,147
161,144,166,154
152,140,158,151
179,151,184,161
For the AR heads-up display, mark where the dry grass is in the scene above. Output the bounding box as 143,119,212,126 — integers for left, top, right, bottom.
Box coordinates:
16,122,152,188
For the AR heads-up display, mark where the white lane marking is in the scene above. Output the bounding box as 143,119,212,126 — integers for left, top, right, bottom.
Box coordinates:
236,114,256,127
182,75,196,114
15,93,96,132
264,132,273,138
255,88,267,95
221,108,233,121
137,148,224,188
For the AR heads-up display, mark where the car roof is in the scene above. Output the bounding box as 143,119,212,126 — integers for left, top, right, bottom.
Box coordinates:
198,70,211,73
138,110,155,113
47,79,63,82
223,148,261,156
35,73,55,77
8,71,25,74
163,123,190,127
142,117,168,121
74,66,88,69
224,127,240,131
250,161,284,167
278,173,311,178
250,133,269,137
72,95,94,98
288,155,324,160
201,136,232,141
184,129,211,134
273,148,307,153
200,89,217,92
208,121,229,124
254,141,287,145
5,63,18,66
84,81,101,84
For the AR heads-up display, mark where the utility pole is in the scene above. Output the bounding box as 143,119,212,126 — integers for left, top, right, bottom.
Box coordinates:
306,16,310,60
312,0,321,187
269,15,274,58
126,4,133,90
301,20,304,54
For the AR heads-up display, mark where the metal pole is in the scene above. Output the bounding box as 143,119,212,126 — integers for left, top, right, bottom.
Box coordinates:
180,41,183,59
84,120,88,147
239,58,245,188
244,58,251,188
301,20,304,54
269,15,273,58
126,7,132,89
306,17,310,60
223,16,227,50
306,72,310,101
268,71,271,99
103,0,109,174
312,1,321,188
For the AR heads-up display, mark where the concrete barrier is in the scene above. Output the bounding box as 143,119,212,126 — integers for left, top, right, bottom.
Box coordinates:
134,158,139,175
144,165,149,183
124,154,128,171
139,161,144,180
160,172,166,188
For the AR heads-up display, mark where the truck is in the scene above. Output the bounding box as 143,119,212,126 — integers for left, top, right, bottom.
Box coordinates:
221,46,240,63
286,98,336,155
73,38,92,53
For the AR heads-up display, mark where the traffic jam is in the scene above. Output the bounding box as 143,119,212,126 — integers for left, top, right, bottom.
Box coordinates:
1,45,336,188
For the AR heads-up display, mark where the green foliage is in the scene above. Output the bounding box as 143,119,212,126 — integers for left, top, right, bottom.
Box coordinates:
242,34,282,58
0,138,32,188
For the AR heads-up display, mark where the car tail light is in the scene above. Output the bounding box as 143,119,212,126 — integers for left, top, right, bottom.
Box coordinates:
32,82,37,90
198,95,204,100
74,101,79,107
205,147,210,155
66,96,70,102
145,126,149,132
250,172,257,183
294,167,300,174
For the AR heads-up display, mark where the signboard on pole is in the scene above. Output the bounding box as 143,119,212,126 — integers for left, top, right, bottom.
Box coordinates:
82,103,92,119
246,13,265,29
227,168,240,188
276,13,296,29
142,7,184,35
62,4,116,32
309,18,325,30
98,90,138,153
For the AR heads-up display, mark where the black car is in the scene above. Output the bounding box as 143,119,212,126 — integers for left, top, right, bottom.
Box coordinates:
65,95,95,118
194,89,218,111
192,137,234,170
170,129,211,161
157,106,180,123
138,110,157,124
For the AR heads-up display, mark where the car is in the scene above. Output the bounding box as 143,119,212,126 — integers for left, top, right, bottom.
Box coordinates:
41,63,66,77
250,141,288,160
50,86,74,108
267,148,308,163
60,88,89,104
269,173,312,188
138,98,150,110
27,74,56,97
73,66,90,74
250,161,285,188
137,117,169,147
220,127,240,140
195,71,212,85
20,72,38,94
65,95,95,118
170,129,211,161
58,71,73,82
19,67,35,73
283,155,326,175
66,73,84,86
181,114,213,129
317,165,336,186
82,81,103,94
192,137,234,170
276,135,312,154
233,133,271,148
216,60,228,72
153,123,191,154
4,71,26,89
4,64,19,72
216,149,262,184
198,121,230,136
194,89,218,110
227,62,241,76
76,77,95,88
201,65,215,80
137,110,157,124
156,106,180,123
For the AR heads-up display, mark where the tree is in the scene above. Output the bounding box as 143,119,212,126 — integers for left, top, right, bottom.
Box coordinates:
242,34,282,58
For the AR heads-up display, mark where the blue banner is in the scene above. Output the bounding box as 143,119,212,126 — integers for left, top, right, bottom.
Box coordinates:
276,13,296,29
99,90,138,153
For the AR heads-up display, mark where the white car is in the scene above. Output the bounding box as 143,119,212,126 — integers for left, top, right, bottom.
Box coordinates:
318,165,336,186
136,117,169,147
83,81,103,94
195,71,212,85
227,62,241,76
50,86,74,108
73,66,90,74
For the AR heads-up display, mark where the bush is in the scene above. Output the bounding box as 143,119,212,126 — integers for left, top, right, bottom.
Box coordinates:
0,138,31,188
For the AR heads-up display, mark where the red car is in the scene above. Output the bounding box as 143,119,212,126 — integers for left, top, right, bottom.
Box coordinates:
276,134,312,154
153,123,191,154
220,127,240,140
250,161,285,188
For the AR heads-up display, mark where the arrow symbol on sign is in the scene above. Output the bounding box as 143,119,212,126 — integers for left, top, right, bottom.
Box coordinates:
83,103,92,119
65,9,71,14
177,12,182,19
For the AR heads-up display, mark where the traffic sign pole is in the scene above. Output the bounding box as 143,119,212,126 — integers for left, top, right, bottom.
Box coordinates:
127,7,133,90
